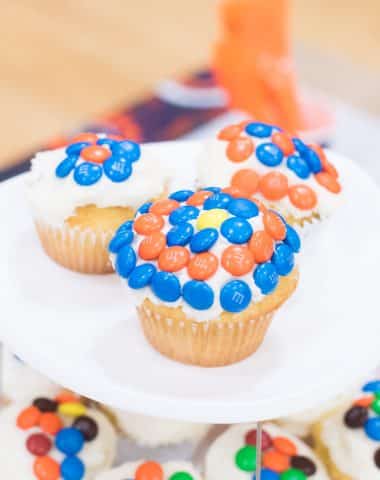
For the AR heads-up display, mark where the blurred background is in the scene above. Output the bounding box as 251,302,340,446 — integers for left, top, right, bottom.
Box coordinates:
1,0,379,168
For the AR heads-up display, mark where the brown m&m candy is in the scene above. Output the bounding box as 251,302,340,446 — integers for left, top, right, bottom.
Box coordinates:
374,448,380,469
33,398,58,413
290,455,317,476
72,415,98,441
344,406,368,428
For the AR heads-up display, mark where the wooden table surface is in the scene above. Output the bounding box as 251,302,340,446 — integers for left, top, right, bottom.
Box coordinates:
2,1,379,167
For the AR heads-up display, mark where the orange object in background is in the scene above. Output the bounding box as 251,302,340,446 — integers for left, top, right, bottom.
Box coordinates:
213,0,304,133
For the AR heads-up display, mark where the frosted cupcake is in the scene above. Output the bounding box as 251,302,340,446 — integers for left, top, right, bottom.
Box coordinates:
110,188,300,366
110,409,210,446
198,121,342,228
95,460,201,480
312,379,380,479
0,391,117,479
27,132,170,274
206,422,329,480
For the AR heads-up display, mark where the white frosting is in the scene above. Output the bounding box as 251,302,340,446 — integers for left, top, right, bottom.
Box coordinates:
112,409,209,446
117,204,298,321
0,401,117,479
206,422,329,480
321,388,380,478
26,137,180,227
95,460,202,480
197,137,343,220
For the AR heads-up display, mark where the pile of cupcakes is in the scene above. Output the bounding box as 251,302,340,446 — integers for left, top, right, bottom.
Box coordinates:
26,121,343,367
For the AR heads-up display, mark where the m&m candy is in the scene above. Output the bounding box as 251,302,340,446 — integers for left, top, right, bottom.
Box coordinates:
222,246,254,276
183,280,214,310
73,162,102,186
272,244,294,276
113,140,141,162
128,264,156,289
66,142,90,156
169,190,194,202
245,122,273,138
227,198,259,219
187,252,218,280
135,461,164,480
204,192,232,210
115,245,137,278
138,232,166,260
196,209,229,230
220,280,252,313
226,137,254,163
286,155,310,180
254,263,279,294
364,417,380,441
158,247,190,272
60,456,85,480
256,143,283,167
221,217,253,244
167,223,194,247
190,228,218,253
55,428,84,455
235,445,257,471
56,156,78,178
103,156,132,182
151,271,181,302
108,228,134,253
169,206,200,225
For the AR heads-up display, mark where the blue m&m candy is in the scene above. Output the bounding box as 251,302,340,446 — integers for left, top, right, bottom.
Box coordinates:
60,456,85,480
73,162,102,186
204,193,232,210
55,428,84,455
66,142,90,156
286,155,310,179
128,264,156,289
138,202,153,214
112,140,141,162
167,223,194,246
115,220,133,236
228,198,259,219
183,280,214,310
97,138,117,146
151,271,181,302
253,262,279,294
253,469,279,480
169,206,199,225
103,156,132,182
115,245,136,278
245,122,273,138
284,225,301,253
203,186,221,194
220,280,252,313
303,147,322,173
272,243,294,275
364,417,380,441
221,217,253,244
256,143,283,167
56,156,78,178
169,190,194,202
292,138,309,156
190,228,218,253
108,229,134,253
363,380,380,393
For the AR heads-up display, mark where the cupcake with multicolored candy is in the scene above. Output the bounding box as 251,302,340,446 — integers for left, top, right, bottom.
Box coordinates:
206,422,329,480
27,132,170,274
0,391,117,479
95,460,201,480
110,187,300,366
312,379,380,479
198,121,342,228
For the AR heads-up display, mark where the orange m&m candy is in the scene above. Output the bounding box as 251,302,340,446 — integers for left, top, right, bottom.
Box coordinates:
187,190,213,206
288,185,317,210
259,172,289,201
158,246,190,272
354,396,374,408
226,137,254,163
138,232,166,260
81,145,111,163
315,172,341,194
310,144,339,178
272,131,295,155
55,391,79,404
231,168,260,195
17,406,41,430
221,246,254,276
188,252,219,280
34,456,60,480
39,413,63,435
134,213,164,235
222,186,246,198
135,461,164,480
263,211,286,241
248,231,274,263
263,450,290,473
71,132,98,144
218,124,242,141
150,199,179,215
273,436,298,456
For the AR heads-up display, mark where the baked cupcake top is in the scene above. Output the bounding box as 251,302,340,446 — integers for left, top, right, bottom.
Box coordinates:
95,460,201,480
110,187,300,320
1,391,117,479
206,422,328,480
197,121,342,220
27,132,171,225
321,379,380,477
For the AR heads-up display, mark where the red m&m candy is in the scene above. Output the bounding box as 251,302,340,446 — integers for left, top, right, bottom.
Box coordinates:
26,433,52,456
135,461,164,480
245,428,273,451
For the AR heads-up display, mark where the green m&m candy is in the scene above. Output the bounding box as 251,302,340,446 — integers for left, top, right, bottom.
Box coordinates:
235,445,257,471
168,472,194,480
372,398,380,415
280,468,306,480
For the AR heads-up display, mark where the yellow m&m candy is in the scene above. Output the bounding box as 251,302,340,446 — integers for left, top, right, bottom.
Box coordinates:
196,209,228,230
58,402,87,417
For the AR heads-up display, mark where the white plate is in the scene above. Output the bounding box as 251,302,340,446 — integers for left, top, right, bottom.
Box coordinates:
1,141,380,423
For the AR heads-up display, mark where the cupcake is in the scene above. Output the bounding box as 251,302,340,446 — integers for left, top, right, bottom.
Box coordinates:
197,121,342,229
27,132,170,274
95,460,201,480
0,391,117,479
110,187,300,366
312,379,380,479
206,422,329,480
109,409,210,446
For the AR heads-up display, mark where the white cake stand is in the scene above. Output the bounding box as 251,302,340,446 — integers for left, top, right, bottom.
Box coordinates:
0,142,379,425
